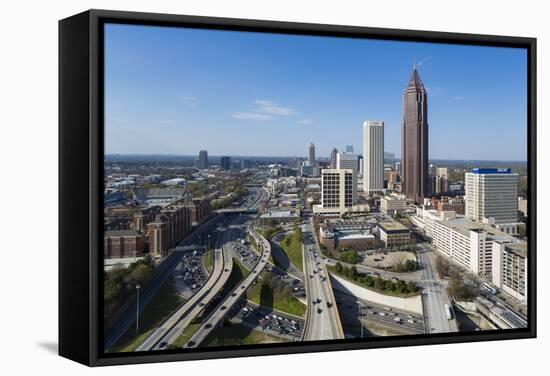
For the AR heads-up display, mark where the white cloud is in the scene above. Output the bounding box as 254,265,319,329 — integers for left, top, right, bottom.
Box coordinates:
254,100,295,116
232,99,298,121
179,95,199,106
232,112,273,120
296,118,313,125
155,119,176,124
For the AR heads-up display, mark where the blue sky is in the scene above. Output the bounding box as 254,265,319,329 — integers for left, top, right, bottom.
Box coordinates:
104,23,527,161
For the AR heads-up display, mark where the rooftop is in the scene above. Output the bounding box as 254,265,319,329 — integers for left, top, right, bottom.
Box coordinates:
378,221,409,232
439,218,518,242
504,242,528,258
260,210,299,219
105,229,140,238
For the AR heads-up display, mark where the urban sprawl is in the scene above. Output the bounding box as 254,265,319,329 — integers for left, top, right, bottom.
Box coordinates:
103,65,528,352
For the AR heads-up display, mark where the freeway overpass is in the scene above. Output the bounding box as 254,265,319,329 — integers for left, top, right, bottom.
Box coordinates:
185,225,271,348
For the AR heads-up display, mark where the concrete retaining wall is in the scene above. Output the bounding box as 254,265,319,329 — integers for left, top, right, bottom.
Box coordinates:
330,274,423,315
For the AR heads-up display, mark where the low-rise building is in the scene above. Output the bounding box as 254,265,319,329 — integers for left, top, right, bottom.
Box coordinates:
319,219,376,251
380,194,407,215
259,209,300,225
377,221,411,247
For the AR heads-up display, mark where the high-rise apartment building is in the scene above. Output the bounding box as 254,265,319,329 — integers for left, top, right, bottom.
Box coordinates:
465,168,519,233
308,142,316,166
401,63,429,202
363,120,384,194
198,150,208,169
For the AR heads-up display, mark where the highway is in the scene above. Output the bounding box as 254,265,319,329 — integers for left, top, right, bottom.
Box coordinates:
134,219,231,351
334,291,424,337
185,225,272,348
416,246,453,333
104,214,225,352
139,218,238,350
302,222,345,341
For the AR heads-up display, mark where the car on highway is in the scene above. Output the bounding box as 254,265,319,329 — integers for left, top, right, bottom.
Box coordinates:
317,308,323,314
407,319,416,323
379,312,386,316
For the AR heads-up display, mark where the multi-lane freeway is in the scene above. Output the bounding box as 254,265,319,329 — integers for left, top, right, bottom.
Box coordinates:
185,225,272,347
302,222,345,341
104,214,225,352
334,291,425,337
135,218,236,351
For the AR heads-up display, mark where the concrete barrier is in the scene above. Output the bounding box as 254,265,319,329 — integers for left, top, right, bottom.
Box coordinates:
330,274,423,315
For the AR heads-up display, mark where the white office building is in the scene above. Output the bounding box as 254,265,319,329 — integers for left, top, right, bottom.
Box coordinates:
313,169,357,215
336,152,359,175
465,168,519,234
431,217,522,279
363,120,385,194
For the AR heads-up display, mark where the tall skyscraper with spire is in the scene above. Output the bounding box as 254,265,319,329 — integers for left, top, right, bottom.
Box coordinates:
308,142,316,166
401,60,429,202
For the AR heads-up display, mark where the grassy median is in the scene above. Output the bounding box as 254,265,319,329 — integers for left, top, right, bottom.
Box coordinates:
110,277,186,352
279,231,304,271
202,322,284,347
247,272,306,317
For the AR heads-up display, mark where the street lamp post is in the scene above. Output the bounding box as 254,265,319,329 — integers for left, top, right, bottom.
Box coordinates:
208,234,212,265
359,302,364,339
135,284,141,335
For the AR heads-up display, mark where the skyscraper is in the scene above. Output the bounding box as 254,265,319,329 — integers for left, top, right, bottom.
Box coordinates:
336,152,359,175
330,147,338,168
198,150,208,169
465,168,519,233
220,156,231,170
346,145,354,153
308,142,316,166
363,120,384,194
401,62,429,202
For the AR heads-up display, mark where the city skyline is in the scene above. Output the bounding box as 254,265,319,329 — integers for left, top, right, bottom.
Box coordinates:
105,23,527,160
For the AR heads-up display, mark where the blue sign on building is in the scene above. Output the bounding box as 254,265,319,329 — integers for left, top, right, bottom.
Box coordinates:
471,168,512,174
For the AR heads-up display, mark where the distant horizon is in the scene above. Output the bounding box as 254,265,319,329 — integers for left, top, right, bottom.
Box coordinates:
105,23,528,160
104,153,528,163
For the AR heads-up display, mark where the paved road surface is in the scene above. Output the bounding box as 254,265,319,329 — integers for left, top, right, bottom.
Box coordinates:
104,215,224,351
417,247,453,333
146,218,238,350
302,223,344,341
185,225,271,348
334,291,424,336
135,221,231,351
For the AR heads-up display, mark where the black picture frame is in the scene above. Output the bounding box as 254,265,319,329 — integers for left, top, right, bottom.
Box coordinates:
59,9,537,367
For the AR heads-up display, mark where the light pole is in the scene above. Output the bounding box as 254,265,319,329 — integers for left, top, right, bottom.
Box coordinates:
135,284,141,335
208,234,212,265
359,302,364,339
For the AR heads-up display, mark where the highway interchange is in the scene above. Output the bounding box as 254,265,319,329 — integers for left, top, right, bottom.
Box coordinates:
107,187,462,352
